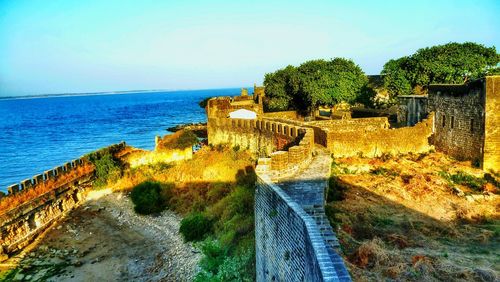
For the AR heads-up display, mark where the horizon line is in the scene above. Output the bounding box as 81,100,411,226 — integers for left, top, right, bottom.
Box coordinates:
0,86,254,101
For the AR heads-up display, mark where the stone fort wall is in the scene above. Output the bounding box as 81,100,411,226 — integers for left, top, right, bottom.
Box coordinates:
207,117,314,169
0,143,126,261
308,115,434,158
207,113,351,280
255,175,346,282
428,81,485,164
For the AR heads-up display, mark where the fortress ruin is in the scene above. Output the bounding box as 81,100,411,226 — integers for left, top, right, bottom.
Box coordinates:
206,77,498,281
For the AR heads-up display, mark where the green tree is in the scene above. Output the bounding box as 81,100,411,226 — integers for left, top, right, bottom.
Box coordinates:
263,58,371,115
295,58,369,115
381,57,413,98
263,65,298,111
382,42,500,97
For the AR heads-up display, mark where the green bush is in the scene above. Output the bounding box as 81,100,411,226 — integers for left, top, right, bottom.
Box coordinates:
130,181,168,215
89,151,122,187
180,212,213,242
194,240,254,282
175,130,199,149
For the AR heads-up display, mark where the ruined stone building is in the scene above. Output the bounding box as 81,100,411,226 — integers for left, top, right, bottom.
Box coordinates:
399,75,499,172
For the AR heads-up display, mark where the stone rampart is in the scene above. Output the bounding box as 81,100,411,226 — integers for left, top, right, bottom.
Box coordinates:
2,142,126,198
310,115,434,158
428,81,485,163
255,175,346,281
207,117,313,159
127,147,193,168
0,142,126,261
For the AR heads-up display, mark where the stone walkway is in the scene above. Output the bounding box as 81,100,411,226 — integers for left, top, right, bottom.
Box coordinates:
276,146,351,281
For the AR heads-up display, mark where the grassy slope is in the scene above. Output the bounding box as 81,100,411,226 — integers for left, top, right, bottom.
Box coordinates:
327,152,499,282
116,145,257,280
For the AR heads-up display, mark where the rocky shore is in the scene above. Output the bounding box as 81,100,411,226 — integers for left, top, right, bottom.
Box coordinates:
1,189,201,281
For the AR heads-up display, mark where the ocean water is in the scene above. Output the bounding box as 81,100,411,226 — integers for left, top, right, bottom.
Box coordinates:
0,88,244,192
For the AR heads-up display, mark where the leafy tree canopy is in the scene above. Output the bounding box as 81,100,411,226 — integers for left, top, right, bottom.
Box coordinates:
382,42,500,98
263,58,371,114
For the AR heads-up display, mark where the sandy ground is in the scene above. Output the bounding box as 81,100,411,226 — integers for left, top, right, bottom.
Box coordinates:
1,189,201,282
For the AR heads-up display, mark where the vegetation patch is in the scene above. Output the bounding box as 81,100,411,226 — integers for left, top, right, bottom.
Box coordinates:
382,42,499,98
439,171,488,192
87,150,123,188
370,167,399,178
116,146,257,280
130,181,171,215
327,175,348,201
180,212,213,242
263,58,374,114
157,130,199,150
326,152,499,281
194,240,254,282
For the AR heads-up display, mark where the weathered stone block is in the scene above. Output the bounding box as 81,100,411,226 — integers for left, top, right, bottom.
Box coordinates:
21,179,32,190
271,151,288,170
34,174,44,185
7,184,19,195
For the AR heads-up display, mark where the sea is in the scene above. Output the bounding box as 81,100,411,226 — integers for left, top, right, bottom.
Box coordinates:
0,88,247,192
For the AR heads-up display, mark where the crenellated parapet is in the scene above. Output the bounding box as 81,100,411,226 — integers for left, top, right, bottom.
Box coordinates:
2,142,126,198
207,116,315,177
0,142,127,261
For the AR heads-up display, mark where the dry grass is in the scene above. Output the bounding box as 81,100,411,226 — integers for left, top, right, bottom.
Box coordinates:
0,164,95,215
112,145,255,214
328,152,499,281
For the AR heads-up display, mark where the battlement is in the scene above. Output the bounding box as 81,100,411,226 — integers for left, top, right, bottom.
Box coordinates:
2,142,126,198
0,142,126,260
208,116,314,176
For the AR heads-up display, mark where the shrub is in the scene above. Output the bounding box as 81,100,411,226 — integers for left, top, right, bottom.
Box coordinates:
175,130,199,149
89,151,122,187
179,212,213,242
194,240,254,282
130,181,167,215
159,130,199,150
327,176,347,201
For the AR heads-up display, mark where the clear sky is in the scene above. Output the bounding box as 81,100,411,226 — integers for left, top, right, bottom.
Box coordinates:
0,0,499,96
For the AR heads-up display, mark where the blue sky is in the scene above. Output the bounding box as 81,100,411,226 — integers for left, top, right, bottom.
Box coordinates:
0,0,499,96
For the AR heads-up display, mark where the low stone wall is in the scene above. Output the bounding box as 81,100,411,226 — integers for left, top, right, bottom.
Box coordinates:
0,143,126,261
313,115,434,157
255,175,344,281
127,147,193,168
